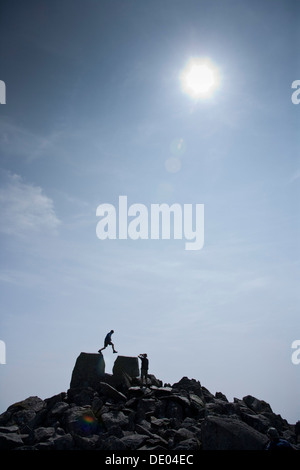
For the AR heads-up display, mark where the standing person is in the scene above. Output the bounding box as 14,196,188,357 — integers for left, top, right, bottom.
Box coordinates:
138,353,149,386
98,330,118,354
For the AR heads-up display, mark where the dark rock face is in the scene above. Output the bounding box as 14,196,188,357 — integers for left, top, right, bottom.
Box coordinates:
0,353,298,450
201,416,268,450
70,353,105,389
112,356,139,378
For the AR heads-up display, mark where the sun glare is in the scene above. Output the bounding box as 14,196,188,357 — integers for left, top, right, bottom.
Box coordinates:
180,58,220,99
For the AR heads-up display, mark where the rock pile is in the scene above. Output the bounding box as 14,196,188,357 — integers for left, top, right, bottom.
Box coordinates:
0,353,298,450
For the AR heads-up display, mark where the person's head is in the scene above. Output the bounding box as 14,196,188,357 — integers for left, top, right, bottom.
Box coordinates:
267,427,279,440
144,353,147,357
110,330,114,334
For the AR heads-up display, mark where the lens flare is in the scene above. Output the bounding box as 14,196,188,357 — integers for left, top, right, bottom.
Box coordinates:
82,415,95,424
77,412,98,435
170,138,186,156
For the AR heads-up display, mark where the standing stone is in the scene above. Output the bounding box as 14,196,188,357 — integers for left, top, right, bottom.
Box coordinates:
70,353,105,389
112,356,139,378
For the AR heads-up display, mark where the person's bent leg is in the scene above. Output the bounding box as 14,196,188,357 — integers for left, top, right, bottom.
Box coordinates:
99,342,108,353
111,342,118,353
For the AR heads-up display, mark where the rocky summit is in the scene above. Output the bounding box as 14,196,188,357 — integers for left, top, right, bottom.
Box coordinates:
0,353,298,451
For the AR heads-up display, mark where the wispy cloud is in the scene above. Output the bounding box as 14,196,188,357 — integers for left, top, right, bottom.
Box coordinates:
0,118,66,163
289,169,300,184
0,171,60,237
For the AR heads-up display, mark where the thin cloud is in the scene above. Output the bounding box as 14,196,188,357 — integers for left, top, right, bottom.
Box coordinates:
289,170,300,184
0,118,66,163
0,171,60,237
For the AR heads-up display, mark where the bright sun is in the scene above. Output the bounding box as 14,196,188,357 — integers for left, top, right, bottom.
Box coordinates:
180,58,220,99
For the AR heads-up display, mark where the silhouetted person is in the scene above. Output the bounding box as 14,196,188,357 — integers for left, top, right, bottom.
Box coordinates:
138,353,149,386
265,427,295,451
98,330,117,354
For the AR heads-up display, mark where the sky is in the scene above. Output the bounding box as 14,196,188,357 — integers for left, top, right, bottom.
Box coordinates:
0,0,299,424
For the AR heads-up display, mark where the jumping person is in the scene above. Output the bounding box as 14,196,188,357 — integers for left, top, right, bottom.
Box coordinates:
98,330,118,354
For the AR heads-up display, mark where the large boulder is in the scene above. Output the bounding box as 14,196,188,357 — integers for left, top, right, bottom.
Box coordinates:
112,356,139,378
201,416,268,450
70,353,105,389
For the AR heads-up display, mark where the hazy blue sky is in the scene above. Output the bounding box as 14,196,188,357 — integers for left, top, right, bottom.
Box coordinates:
0,0,299,423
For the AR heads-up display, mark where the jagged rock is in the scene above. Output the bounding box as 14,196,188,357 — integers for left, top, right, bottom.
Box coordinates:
47,401,70,421
0,396,45,429
33,426,56,443
45,392,67,409
147,374,163,387
53,433,74,450
164,399,184,421
243,395,273,414
261,411,289,434
91,397,104,417
127,386,145,398
240,411,271,433
205,400,229,416
99,435,126,450
215,392,228,402
70,353,105,389
0,352,297,450
120,433,149,450
8,396,45,414
181,417,199,430
150,416,171,429
172,377,204,400
73,433,101,450
100,409,130,430
63,406,99,437
0,425,19,433
134,423,149,435
151,386,173,397
189,393,205,418
101,371,133,392
173,427,195,444
112,356,139,378
0,432,24,449
202,387,216,403
173,437,201,451
98,382,127,402
67,387,96,407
